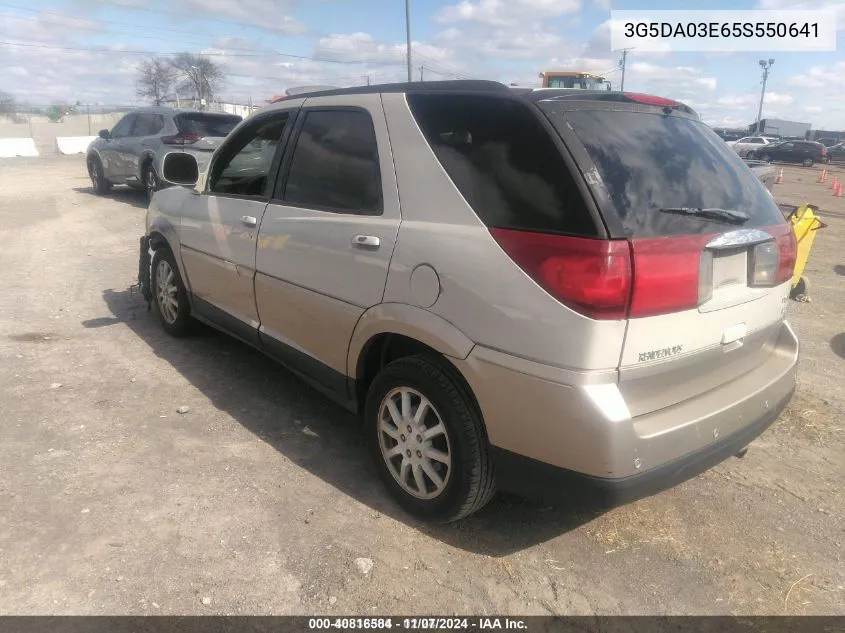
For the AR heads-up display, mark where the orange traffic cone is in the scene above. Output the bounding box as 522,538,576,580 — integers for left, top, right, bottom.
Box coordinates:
817,169,827,183
836,183,843,197
775,168,783,184
831,175,839,190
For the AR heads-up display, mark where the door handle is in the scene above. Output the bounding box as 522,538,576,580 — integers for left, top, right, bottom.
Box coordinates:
352,235,380,248
241,216,257,227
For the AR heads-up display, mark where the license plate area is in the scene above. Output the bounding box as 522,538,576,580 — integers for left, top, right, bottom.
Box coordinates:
699,230,775,313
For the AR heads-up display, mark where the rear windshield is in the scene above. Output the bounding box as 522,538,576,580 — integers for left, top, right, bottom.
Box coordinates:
176,113,242,138
540,105,785,238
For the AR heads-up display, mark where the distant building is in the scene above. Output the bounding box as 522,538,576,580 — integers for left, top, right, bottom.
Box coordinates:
748,118,811,139
809,129,845,145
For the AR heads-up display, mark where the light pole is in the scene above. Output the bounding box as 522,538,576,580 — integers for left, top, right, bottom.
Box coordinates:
754,58,775,135
405,0,413,82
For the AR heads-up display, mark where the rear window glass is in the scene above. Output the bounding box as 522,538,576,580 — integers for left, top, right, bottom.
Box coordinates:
406,93,598,237
176,113,242,138
541,106,785,238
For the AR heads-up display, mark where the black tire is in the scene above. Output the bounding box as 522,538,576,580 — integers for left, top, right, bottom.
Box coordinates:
802,158,814,167
365,354,495,522
747,151,757,160
150,247,193,337
761,154,771,163
88,155,111,195
790,276,809,300
144,162,159,204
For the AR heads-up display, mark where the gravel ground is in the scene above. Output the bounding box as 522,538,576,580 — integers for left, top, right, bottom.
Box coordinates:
0,157,843,616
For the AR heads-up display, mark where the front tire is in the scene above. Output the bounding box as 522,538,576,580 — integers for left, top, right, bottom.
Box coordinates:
747,151,757,160
88,155,111,195
802,158,814,167
151,247,192,337
365,355,495,522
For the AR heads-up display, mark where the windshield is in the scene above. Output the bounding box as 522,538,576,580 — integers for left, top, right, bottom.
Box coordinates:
539,104,785,238
176,113,242,138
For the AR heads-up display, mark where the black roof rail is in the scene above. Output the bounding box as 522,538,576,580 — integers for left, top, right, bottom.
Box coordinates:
279,79,509,100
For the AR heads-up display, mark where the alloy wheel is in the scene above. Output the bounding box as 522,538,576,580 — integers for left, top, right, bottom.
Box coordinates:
377,387,452,500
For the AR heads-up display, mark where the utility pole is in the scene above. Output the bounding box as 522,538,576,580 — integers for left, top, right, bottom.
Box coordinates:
755,58,775,135
405,0,413,82
614,48,633,91
419,66,424,82
366,74,371,86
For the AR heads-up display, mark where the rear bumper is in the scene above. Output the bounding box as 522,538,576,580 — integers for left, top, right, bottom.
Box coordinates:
490,383,793,507
454,320,798,507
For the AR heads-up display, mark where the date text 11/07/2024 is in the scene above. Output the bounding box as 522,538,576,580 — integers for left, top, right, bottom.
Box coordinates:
307,618,528,630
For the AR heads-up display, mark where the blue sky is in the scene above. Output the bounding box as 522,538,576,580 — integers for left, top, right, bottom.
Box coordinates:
1,0,844,128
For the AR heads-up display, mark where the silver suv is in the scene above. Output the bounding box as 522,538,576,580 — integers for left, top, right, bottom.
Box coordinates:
86,107,242,202
138,81,799,522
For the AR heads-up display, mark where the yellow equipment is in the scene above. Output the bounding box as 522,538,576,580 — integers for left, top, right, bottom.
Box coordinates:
781,203,827,300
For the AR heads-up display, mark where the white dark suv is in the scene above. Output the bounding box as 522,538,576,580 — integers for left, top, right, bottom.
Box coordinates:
139,81,799,522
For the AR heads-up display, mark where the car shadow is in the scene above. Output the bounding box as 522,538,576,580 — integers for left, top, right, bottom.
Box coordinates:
834,265,845,277
73,186,148,210
98,287,604,557
831,333,845,360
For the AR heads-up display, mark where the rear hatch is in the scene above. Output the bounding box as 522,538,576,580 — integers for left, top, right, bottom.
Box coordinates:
537,94,796,416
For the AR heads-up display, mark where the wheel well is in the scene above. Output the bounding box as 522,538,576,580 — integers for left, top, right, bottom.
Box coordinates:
355,333,479,416
148,231,168,251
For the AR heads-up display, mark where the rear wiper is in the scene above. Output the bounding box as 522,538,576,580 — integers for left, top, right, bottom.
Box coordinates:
658,207,750,224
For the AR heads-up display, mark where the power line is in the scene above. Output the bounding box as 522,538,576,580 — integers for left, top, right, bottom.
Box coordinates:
1,2,474,83
0,40,412,66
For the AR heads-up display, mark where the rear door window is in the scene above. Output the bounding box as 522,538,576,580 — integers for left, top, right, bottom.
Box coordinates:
176,113,242,138
539,104,784,238
132,113,164,137
406,93,597,237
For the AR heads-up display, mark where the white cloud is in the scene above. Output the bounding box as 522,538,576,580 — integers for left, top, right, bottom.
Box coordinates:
755,0,845,30
180,0,307,35
436,0,581,26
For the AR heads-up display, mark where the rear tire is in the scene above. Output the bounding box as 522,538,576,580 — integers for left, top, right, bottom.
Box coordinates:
802,158,814,167
365,355,495,523
747,151,757,160
151,247,193,337
88,155,111,195
761,154,772,163
144,163,159,204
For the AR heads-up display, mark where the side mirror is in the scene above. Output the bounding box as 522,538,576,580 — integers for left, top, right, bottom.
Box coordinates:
163,152,199,187
98,129,110,140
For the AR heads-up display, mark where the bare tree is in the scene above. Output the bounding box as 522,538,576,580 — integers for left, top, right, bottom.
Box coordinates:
0,91,15,117
169,53,225,109
136,58,177,106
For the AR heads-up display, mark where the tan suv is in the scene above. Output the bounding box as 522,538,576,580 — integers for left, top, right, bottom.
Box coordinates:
138,81,799,522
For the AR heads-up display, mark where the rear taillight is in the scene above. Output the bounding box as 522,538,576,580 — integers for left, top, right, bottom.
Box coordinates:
489,229,632,320
766,223,797,285
161,133,201,145
627,235,716,318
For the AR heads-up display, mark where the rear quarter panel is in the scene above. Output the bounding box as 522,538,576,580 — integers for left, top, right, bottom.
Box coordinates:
380,92,627,372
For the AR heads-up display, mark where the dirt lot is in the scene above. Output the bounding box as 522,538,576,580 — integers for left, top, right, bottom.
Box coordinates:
0,157,843,616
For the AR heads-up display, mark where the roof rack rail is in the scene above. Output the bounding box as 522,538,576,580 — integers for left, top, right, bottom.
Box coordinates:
273,79,509,101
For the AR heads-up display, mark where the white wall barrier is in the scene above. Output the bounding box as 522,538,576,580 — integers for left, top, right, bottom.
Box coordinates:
0,138,39,158
56,136,97,155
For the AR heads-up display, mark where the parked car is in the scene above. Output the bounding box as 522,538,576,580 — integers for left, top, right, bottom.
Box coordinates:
728,135,778,158
139,81,798,522
758,140,829,166
86,107,243,202
827,142,845,161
